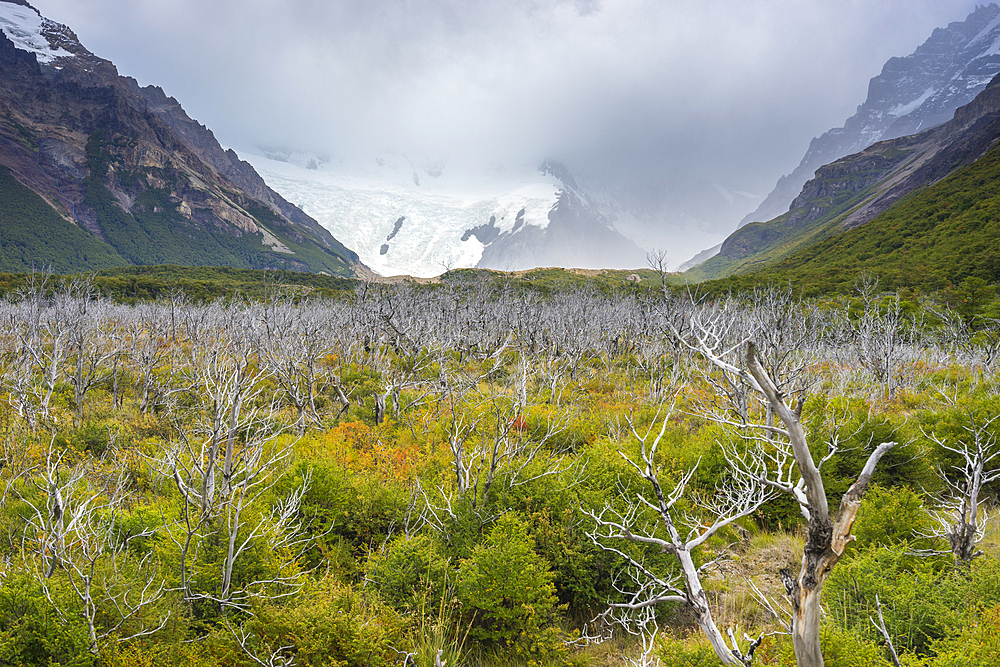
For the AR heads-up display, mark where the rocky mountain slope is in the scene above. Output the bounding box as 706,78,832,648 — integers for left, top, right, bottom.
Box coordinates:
734,3,1000,235
0,0,359,275
687,70,1000,282
739,125,1000,294
475,179,648,273
241,151,647,278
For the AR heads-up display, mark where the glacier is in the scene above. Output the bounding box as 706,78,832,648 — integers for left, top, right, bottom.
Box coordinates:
237,150,565,278
0,3,74,64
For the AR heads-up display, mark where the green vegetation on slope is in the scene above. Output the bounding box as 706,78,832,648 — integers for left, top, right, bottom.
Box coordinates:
0,265,355,302
81,132,356,276
93,265,357,301
0,165,126,273
687,187,890,283
241,200,358,273
442,266,678,294
686,144,926,283
735,141,1000,296
0,265,679,303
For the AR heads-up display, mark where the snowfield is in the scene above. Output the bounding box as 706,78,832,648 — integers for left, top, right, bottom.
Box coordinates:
237,151,563,277
0,3,74,64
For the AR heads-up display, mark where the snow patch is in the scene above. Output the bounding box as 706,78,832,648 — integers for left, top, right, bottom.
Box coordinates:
887,87,937,117
982,33,1000,57
0,4,74,64
967,11,1000,48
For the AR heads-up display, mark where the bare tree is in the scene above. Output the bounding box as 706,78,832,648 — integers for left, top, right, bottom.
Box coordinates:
5,275,74,426
438,396,566,513
679,296,897,666
851,278,913,397
1,319,45,428
21,445,168,655
918,384,1000,565
586,405,776,666
123,303,174,414
647,248,670,295
417,347,572,534
929,298,1000,371
255,292,336,432
66,291,124,427
162,313,310,609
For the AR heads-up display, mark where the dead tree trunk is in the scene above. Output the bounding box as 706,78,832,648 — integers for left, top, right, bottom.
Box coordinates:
918,388,1000,566
744,342,895,666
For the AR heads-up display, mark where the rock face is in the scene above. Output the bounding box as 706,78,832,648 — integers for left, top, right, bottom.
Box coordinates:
738,3,1000,229
688,70,1000,281
476,167,648,272
0,1,358,274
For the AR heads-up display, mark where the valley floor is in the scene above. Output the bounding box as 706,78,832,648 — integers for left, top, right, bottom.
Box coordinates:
1,274,999,666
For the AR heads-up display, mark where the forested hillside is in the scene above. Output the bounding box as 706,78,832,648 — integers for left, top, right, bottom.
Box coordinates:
705,138,1000,298
1,273,999,666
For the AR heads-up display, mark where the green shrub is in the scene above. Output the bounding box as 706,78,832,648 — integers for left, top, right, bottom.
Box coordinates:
493,459,617,615
286,461,409,575
456,513,560,647
852,484,929,548
368,533,452,613
0,574,95,666
825,545,965,655
239,577,406,667
525,505,612,616
817,625,895,667
752,625,893,667
103,641,211,667
919,603,1000,667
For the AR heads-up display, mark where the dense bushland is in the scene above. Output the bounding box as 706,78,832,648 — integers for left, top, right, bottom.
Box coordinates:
0,273,999,666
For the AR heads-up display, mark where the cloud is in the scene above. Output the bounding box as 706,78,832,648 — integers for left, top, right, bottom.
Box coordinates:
32,0,983,240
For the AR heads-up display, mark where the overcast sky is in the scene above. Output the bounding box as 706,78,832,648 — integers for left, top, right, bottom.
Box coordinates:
30,0,985,238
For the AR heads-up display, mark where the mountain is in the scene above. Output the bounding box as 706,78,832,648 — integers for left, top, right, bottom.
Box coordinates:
239,151,648,278
676,243,721,273
687,70,1000,283
476,178,649,272
732,4,1000,238
0,1,359,275
734,127,1000,295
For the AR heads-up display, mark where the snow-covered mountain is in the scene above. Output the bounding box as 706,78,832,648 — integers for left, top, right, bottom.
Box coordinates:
736,3,1000,232
239,151,647,278
0,1,74,63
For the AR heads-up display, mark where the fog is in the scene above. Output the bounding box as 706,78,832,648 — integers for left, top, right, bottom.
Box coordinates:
32,0,984,262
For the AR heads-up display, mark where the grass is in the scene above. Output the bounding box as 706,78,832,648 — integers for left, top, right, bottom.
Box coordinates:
977,508,1000,558
407,586,473,667
707,530,804,633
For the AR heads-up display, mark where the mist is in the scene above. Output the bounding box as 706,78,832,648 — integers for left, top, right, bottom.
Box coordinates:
31,0,984,263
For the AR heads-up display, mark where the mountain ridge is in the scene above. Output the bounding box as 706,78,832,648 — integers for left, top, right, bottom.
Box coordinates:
0,0,359,275
734,3,1000,234
687,69,1000,282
